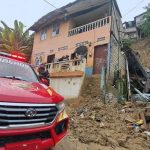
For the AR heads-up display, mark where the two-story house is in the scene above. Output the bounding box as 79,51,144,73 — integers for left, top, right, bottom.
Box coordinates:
123,21,137,39
30,0,125,79
123,12,146,40
135,12,146,39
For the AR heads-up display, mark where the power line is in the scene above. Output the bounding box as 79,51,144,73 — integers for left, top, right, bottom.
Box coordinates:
42,0,57,9
123,0,145,17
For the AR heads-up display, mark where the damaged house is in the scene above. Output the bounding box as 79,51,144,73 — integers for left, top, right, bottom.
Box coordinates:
123,46,150,100
30,0,125,80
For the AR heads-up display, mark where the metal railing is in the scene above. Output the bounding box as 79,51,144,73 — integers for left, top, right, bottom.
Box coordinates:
68,16,110,37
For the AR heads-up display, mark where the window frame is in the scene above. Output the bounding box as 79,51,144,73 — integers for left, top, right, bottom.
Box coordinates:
52,23,60,37
40,30,47,41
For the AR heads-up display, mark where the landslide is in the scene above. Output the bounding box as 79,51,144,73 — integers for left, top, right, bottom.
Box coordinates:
131,38,150,70
67,75,150,150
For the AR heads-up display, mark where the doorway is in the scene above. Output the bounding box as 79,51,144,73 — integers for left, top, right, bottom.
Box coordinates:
93,44,108,74
47,54,55,63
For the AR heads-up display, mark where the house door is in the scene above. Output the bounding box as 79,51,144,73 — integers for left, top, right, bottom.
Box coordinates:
47,54,55,63
93,44,108,74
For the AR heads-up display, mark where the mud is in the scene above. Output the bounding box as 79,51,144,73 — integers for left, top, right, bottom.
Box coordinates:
131,38,150,69
55,76,150,150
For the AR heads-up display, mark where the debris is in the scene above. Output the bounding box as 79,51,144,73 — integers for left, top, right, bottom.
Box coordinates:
76,108,84,115
136,120,144,126
134,126,141,132
135,101,147,107
125,116,136,123
125,116,144,132
133,88,150,101
90,113,95,121
99,122,105,128
139,111,147,129
105,93,114,101
123,102,134,108
80,113,84,119
144,131,150,136
121,109,126,113
144,79,150,93
68,75,150,150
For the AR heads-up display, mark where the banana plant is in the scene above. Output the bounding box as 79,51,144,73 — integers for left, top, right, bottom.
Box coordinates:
0,20,33,60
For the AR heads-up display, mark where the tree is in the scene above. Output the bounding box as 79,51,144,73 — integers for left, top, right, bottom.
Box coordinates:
0,20,33,60
141,3,150,37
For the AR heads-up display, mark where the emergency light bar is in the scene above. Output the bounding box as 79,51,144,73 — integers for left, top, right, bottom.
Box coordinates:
0,52,26,61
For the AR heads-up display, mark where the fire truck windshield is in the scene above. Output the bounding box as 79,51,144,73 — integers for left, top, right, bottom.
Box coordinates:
0,57,38,82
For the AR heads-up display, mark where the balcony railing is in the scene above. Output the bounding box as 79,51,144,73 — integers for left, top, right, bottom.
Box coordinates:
33,59,86,74
45,59,86,73
68,16,110,37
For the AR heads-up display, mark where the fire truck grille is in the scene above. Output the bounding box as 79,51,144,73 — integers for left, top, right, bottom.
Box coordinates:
0,102,58,129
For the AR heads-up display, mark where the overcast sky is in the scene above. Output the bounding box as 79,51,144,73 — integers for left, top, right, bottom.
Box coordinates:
0,0,149,28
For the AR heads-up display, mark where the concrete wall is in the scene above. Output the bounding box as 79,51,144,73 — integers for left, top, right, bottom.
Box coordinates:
50,76,84,99
109,1,126,80
46,58,86,99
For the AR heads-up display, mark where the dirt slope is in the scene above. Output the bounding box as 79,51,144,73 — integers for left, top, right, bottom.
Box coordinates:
68,76,150,150
54,75,150,150
131,38,150,70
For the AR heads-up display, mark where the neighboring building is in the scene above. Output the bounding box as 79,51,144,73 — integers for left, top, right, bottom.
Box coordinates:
30,0,125,79
135,12,146,39
123,21,137,39
123,12,146,40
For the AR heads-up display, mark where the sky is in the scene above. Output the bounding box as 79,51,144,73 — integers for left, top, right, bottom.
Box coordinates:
0,0,149,29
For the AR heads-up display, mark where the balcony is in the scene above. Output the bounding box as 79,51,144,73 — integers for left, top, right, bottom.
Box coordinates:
68,16,110,37
45,59,86,73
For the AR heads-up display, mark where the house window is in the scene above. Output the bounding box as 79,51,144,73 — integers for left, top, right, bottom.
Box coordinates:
35,56,42,65
47,54,55,63
40,30,47,41
52,23,59,37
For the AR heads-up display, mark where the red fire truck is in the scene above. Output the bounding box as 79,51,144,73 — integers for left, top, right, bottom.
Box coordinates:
0,52,68,150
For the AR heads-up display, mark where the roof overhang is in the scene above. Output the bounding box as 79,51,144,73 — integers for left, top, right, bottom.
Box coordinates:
29,0,112,31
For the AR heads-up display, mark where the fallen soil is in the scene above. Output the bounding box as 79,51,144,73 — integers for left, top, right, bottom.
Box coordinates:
131,38,150,70
54,76,150,150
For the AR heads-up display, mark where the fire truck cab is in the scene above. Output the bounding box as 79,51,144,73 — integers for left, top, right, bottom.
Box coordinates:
0,52,68,150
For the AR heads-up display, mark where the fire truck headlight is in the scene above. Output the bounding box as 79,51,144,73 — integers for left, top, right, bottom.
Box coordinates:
56,102,65,112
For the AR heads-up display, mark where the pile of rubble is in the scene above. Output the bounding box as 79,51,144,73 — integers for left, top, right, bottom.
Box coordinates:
67,76,150,150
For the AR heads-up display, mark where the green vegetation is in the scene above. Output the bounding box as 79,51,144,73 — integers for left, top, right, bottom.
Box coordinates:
122,38,133,48
141,3,150,37
0,20,33,60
